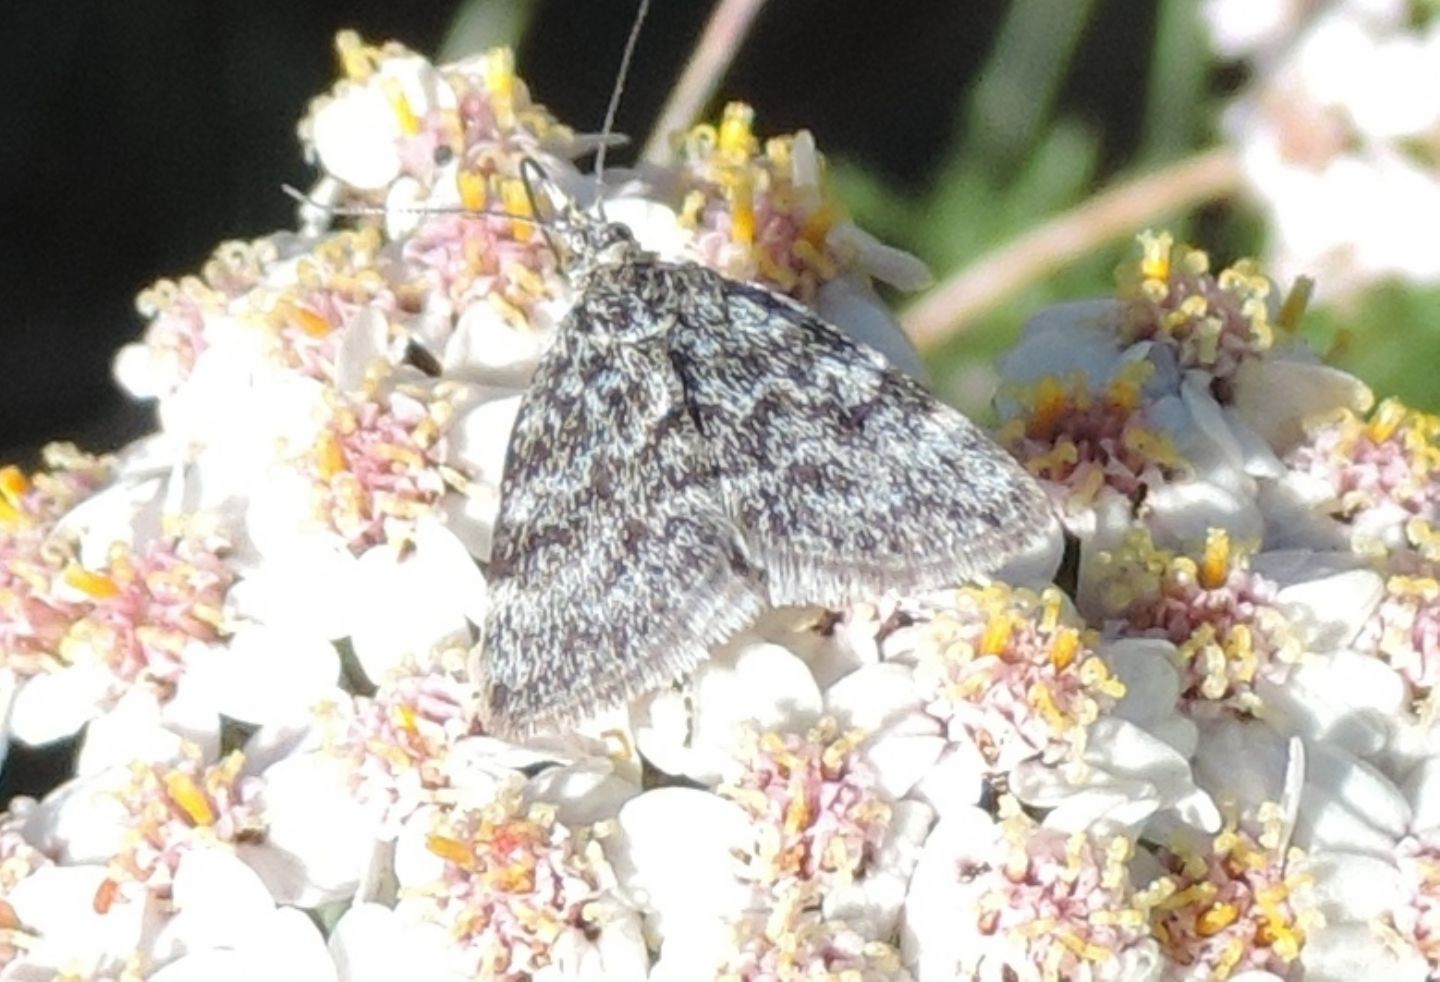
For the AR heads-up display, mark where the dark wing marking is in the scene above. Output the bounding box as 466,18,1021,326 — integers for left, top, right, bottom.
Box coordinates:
666,264,1055,607
480,308,765,737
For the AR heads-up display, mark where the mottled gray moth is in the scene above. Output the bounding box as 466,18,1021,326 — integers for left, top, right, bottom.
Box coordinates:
476,5,1055,737
477,179,1054,737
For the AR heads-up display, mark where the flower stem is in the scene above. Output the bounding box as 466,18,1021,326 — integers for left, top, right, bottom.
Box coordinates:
639,0,770,164
901,146,1244,350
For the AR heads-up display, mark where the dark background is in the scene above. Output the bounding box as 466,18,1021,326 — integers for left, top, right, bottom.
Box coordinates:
0,0,1154,466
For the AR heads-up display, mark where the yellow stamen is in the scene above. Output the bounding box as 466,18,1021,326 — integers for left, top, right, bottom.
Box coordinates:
1367,399,1407,444
335,31,371,80
1139,230,1174,281
718,102,758,159
457,169,487,211
314,432,347,480
729,172,756,246
380,77,421,136
980,613,1014,656
1196,902,1239,936
164,772,217,826
483,47,516,103
501,180,534,242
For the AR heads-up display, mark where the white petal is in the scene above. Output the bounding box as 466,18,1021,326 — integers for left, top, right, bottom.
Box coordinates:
9,667,112,746
348,531,477,682
170,849,276,949
608,788,752,927
824,662,924,730
330,902,464,982
252,752,377,904
1299,920,1428,982
204,623,339,725
815,274,927,379
311,88,403,190
7,864,153,973
524,760,641,826
75,688,204,776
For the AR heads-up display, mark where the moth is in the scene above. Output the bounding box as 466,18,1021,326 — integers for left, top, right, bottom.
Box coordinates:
476,173,1055,736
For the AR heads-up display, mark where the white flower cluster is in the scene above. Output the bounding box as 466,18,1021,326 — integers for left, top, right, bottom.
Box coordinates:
1,32,1439,982
1205,0,1440,296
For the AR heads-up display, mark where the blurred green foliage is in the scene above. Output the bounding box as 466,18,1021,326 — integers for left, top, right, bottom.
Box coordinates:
818,0,1440,416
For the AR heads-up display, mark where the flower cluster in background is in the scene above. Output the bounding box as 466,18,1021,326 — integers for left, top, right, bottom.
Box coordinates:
2,30,1440,982
1205,0,1440,298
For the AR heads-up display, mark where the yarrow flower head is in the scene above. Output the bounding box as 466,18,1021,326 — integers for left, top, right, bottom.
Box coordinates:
1391,829,1440,974
896,584,1126,777
1145,805,1317,979
1089,528,1303,712
303,36,579,194
0,446,114,672
405,780,635,979
721,720,892,889
904,801,1161,980
670,102,930,304
1358,564,1440,704
8,6,1436,977
1284,398,1440,559
301,375,469,553
318,655,482,834
999,364,1186,514
102,748,266,904
1117,230,1296,394
674,103,843,300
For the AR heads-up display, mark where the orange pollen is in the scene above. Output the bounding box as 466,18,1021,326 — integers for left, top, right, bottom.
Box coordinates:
314,432,347,479
427,833,477,869
164,772,217,826
457,169,488,211
92,877,121,915
0,464,29,503
64,564,121,600
1026,379,1071,442
501,180,534,242
485,860,537,894
1195,901,1239,937
784,794,813,835
282,300,333,338
980,614,1014,656
799,202,838,249
1199,529,1231,590
1049,628,1080,670
391,703,418,733
729,176,756,246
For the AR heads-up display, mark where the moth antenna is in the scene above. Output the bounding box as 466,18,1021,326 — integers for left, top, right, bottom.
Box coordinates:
281,183,556,233
592,0,653,218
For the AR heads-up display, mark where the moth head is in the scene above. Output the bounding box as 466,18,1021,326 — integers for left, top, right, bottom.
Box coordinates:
517,157,641,277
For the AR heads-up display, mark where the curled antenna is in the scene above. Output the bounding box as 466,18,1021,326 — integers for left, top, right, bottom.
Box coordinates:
592,0,653,214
